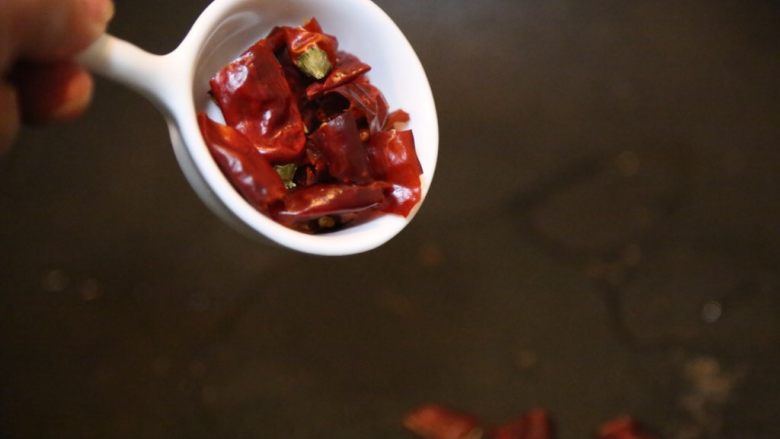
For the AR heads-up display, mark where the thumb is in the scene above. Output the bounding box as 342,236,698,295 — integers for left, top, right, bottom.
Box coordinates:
8,0,115,61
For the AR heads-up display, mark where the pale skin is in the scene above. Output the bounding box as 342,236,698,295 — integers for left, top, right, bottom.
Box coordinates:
0,0,114,152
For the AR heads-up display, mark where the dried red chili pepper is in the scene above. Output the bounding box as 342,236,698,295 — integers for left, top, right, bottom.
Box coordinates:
272,183,388,231
309,113,372,184
306,51,371,99
328,77,389,133
199,18,422,233
367,129,422,216
597,417,658,439
386,109,410,130
265,18,338,71
208,40,306,163
404,405,662,439
403,405,485,439
197,113,285,212
492,409,554,439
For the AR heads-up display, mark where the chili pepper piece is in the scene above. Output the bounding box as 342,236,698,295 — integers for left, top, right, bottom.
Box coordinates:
277,48,314,110
306,51,371,99
298,140,331,186
273,183,388,228
328,77,389,133
367,129,422,216
491,409,555,439
301,93,351,134
209,41,306,163
310,113,372,184
265,19,338,104
522,409,554,439
597,417,658,439
197,113,286,212
302,17,324,33
386,109,410,130
403,404,485,439
265,20,338,68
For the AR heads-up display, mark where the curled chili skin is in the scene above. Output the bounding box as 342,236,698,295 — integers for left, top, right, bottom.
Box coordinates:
403,405,483,439
209,40,306,163
403,405,662,439
597,417,658,439
306,51,371,99
367,129,422,216
404,406,556,439
272,183,389,229
265,18,338,67
386,109,410,129
200,19,423,233
310,113,372,184
329,77,389,133
197,113,286,212
491,409,555,439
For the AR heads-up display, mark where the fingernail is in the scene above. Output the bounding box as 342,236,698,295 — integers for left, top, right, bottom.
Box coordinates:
52,72,93,120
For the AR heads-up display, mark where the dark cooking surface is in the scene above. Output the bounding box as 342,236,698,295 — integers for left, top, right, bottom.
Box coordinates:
1,1,779,437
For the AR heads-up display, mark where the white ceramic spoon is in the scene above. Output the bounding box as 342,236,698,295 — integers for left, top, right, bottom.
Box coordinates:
78,0,438,256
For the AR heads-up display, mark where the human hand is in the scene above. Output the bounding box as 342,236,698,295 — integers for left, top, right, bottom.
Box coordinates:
0,0,114,152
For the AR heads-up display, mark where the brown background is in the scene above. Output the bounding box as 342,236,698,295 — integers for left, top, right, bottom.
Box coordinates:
1,0,779,437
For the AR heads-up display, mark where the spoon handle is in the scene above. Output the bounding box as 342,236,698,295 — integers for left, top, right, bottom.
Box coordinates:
78,34,171,105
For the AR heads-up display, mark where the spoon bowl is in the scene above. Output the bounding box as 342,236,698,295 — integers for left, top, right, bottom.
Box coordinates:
79,0,438,256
